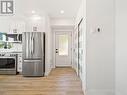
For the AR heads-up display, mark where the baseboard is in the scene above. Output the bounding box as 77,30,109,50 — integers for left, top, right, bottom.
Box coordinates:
45,71,50,76
86,89,115,95
82,83,86,95
81,77,86,95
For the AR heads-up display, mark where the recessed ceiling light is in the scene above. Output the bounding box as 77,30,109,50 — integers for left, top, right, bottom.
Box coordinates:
32,15,42,20
60,10,64,14
32,10,35,14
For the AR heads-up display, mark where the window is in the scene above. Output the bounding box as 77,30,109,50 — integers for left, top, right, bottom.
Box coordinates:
58,35,69,56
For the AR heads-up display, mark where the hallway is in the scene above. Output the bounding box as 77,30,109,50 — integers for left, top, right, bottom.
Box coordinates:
0,68,84,95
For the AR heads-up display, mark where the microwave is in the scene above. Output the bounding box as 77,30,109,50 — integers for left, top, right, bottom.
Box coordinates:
7,34,22,42
15,34,22,41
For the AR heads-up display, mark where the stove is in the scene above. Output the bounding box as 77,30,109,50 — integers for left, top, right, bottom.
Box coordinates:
0,53,17,74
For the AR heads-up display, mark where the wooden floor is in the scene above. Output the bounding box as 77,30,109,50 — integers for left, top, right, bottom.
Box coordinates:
0,68,84,95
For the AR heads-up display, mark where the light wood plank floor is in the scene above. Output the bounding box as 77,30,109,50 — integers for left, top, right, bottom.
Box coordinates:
0,68,84,95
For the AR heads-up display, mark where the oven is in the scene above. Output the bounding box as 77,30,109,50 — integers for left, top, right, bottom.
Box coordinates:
0,53,17,74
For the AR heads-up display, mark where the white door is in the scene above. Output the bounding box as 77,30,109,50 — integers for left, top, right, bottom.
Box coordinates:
55,32,72,67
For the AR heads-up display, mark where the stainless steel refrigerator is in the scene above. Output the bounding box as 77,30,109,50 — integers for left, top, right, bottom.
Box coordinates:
22,32,45,77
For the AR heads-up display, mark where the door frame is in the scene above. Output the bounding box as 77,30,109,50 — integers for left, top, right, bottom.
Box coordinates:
52,27,73,68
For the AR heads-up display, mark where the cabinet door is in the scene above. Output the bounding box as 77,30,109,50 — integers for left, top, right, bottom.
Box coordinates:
10,21,25,34
25,20,45,32
10,22,16,34
17,64,22,72
17,54,22,72
15,22,25,33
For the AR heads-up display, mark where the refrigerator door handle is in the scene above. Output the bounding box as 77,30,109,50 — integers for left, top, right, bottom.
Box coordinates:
33,37,35,54
26,33,29,58
32,33,34,55
31,33,34,56
31,34,33,56
24,60,41,63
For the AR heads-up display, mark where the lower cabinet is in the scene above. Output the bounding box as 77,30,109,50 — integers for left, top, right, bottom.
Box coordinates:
17,53,22,73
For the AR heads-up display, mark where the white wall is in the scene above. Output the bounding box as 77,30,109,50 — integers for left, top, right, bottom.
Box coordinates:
75,0,85,27
115,0,127,95
86,0,115,95
0,17,11,33
51,18,75,26
44,15,53,76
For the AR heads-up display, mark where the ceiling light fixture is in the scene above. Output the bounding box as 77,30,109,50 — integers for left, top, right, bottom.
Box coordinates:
32,10,35,14
60,10,64,14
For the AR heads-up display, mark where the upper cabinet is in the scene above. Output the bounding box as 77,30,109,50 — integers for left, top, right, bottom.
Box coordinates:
26,22,45,32
9,21,25,34
25,17,45,32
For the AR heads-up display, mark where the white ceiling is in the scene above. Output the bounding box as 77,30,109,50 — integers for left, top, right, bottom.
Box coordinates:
16,0,82,18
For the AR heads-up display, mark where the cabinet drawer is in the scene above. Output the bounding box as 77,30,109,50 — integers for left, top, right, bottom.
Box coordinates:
17,64,22,72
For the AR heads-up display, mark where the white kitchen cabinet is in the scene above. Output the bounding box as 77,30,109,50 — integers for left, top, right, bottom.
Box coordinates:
25,18,45,32
17,53,22,73
9,21,25,34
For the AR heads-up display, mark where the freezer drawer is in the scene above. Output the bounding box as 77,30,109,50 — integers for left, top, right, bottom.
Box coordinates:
22,60,44,77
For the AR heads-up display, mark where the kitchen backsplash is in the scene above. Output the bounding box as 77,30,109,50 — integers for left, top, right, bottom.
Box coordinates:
0,43,22,52
11,43,22,51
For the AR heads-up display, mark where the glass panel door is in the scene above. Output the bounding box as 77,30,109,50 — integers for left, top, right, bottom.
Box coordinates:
58,35,69,56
